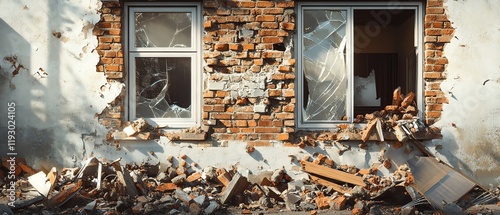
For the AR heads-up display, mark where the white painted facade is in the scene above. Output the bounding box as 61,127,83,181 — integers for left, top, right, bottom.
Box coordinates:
0,0,498,187
433,0,500,186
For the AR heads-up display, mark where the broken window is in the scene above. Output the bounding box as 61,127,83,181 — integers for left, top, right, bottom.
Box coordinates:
135,57,191,118
134,12,192,48
127,3,201,128
297,3,423,128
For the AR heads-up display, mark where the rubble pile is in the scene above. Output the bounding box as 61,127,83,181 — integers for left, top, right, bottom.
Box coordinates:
295,88,441,147
2,87,499,214
1,155,498,215
113,118,208,141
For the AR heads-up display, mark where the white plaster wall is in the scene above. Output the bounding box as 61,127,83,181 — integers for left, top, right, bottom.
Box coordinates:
433,0,500,186
1,0,498,188
0,0,122,169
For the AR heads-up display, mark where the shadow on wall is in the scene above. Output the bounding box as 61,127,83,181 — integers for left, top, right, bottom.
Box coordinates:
433,81,500,187
0,0,103,170
0,17,33,159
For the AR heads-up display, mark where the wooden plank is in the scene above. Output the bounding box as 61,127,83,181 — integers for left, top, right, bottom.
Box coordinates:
309,175,352,194
375,118,385,142
302,161,365,187
111,162,139,197
220,173,250,204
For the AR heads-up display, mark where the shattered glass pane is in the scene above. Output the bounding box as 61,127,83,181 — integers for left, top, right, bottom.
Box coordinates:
302,10,348,121
134,12,192,48
135,57,191,118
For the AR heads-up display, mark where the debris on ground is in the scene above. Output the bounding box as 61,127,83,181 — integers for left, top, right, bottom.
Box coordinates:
1,155,498,214
4,87,496,214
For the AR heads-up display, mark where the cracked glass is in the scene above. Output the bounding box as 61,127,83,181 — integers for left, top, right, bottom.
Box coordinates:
302,9,348,121
135,57,191,118
134,12,192,48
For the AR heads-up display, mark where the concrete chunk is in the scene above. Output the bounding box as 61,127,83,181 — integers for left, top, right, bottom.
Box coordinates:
220,173,250,204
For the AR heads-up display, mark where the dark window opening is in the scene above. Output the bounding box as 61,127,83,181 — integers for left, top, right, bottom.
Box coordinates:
353,9,416,116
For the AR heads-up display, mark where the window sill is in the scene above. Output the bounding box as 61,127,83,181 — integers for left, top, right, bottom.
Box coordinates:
112,130,207,141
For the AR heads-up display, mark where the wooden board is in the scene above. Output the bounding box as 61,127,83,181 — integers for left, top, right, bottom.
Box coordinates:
302,161,365,187
309,175,352,194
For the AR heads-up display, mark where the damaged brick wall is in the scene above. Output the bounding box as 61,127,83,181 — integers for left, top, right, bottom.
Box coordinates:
202,0,296,145
94,0,125,129
94,0,450,142
423,0,453,125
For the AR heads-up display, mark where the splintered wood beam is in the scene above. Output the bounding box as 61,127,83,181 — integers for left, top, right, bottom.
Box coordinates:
309,175,352,194
375,118,385,142
111,162,139,197
302,161,366,187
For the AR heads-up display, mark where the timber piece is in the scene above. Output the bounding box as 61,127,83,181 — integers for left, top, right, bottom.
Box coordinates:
220,173,250,204
301,161,365,187
309,175,352,194
375,118,385,142
361,118,378,142
47,180,82,207
111,161,139,197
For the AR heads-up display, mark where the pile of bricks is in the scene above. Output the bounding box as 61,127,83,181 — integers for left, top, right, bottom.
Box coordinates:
2,155,499,214
0,156,413,214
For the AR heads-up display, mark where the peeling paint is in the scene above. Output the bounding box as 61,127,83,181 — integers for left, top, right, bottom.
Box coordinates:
0,0,113,169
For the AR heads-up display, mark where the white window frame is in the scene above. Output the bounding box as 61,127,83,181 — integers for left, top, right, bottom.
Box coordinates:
297,2,423,129
125,2,201,128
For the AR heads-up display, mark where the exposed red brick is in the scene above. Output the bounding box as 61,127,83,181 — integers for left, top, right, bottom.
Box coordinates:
256,1,274,8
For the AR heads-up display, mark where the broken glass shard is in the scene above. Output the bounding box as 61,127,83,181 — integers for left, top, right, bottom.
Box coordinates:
302,10,348,121
135,57,191,118
134,12,192,48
